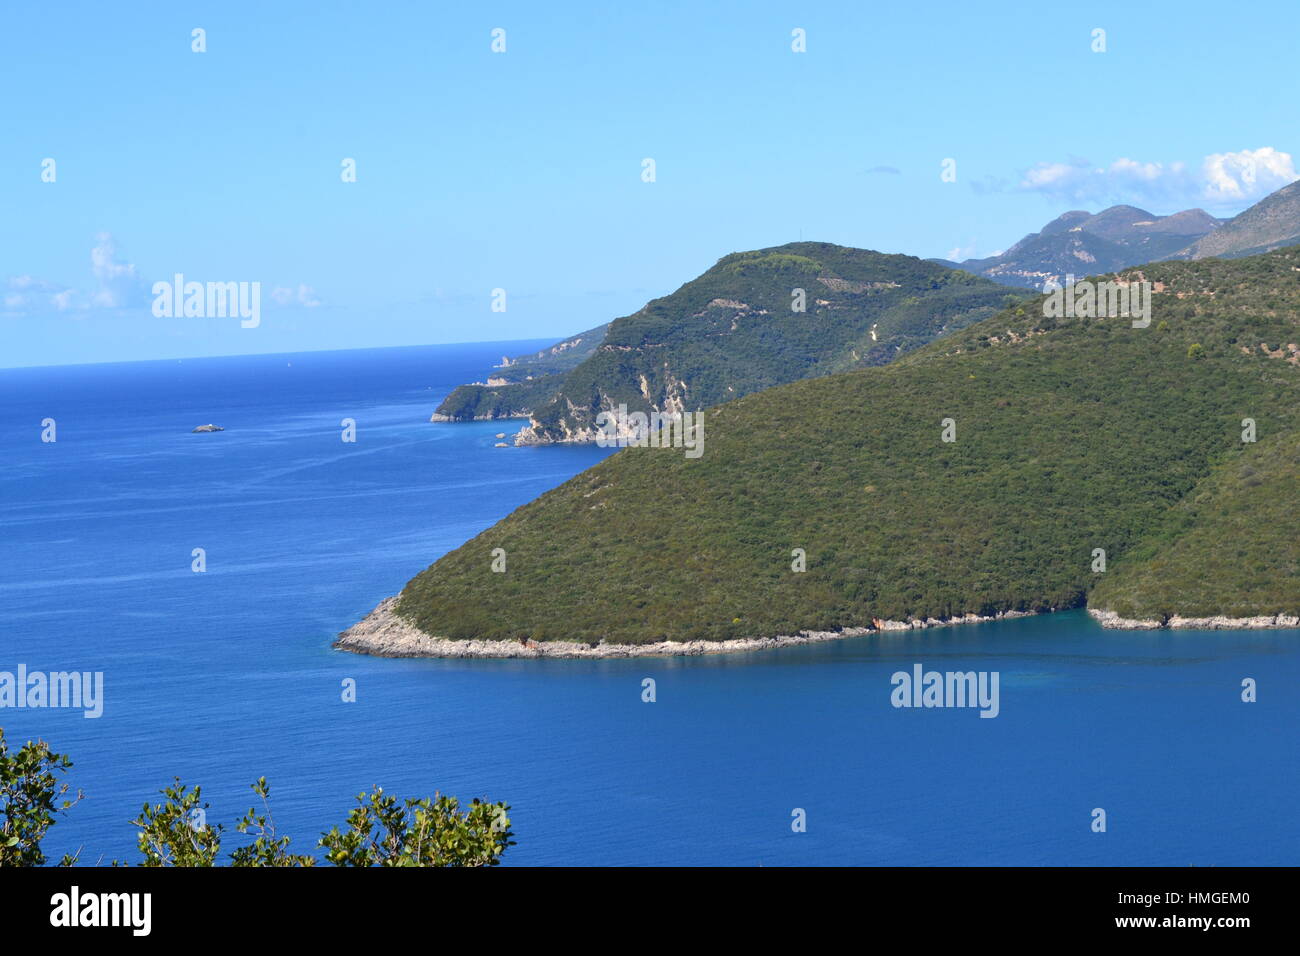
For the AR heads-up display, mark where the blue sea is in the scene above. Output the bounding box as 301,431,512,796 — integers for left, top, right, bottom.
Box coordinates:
1,342,1297,866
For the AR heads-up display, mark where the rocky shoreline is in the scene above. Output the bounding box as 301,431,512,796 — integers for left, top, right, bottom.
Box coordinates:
1088,609,1300,630
333,597,1040,659
334,599,1300,659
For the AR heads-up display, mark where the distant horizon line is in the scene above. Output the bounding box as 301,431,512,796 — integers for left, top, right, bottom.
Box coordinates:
0,335,569,373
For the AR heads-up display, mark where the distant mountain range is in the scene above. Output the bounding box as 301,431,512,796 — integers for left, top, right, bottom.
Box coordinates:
931,206,1226,288
934,178,1300,289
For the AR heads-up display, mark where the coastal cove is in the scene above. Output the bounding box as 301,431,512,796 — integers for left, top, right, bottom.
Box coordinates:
3,343,1298,866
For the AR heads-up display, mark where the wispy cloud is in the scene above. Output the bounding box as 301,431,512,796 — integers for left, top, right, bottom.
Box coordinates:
88,233,148,308
1017,147,1298,210
5,275,72,312
3,234,146,314
271,284,322,308
3,235,322,316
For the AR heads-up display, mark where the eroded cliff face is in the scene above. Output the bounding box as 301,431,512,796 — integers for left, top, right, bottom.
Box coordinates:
513,360,692,445
513,411,598,445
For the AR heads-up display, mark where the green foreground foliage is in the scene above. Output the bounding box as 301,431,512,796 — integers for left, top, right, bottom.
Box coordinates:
0,733,82,866
0,728,513,867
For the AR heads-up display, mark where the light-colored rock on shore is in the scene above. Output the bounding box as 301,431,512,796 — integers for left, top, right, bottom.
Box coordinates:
1089,609,1300,630
334,597,1038,659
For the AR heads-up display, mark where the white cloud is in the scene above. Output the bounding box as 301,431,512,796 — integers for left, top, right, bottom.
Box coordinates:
88,233,147,308
271,284,322,308
3,275,76,313
1201,147,1297,201
1018,147,1297,209
51,289,79,311
4,236,321,316
3,234,146,314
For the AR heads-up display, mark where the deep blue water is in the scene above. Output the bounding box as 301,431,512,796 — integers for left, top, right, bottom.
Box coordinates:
1,343,1297,866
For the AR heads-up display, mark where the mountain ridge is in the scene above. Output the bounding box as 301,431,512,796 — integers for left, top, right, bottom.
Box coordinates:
1175,180,1300,260
938,204,1227,289
945,179,1300,289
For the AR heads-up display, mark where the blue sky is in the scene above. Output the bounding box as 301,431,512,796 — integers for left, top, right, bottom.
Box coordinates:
3,0,1298,368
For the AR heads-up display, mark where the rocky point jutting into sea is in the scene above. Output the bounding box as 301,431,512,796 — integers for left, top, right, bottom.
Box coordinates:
334,596,1041,659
